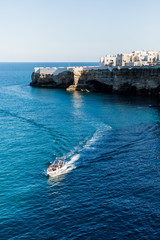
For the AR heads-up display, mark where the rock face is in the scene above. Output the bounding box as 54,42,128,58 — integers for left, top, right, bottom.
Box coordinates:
31,71,74,88
30,67,160,96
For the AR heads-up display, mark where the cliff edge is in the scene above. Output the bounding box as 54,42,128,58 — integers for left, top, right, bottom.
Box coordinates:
30,66,160,96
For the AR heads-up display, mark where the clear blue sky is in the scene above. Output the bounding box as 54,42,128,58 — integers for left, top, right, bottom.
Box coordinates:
0,0,160,62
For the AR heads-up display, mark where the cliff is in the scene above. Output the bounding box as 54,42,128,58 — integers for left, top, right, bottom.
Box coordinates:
31,70,74,88
30,66,160,96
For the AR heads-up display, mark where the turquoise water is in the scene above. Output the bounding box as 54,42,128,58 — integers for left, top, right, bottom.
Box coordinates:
0,63,160,239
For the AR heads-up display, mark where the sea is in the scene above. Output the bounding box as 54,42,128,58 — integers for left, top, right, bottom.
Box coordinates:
0,62,160,240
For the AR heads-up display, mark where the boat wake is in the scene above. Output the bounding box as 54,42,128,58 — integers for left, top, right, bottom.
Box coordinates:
83,124,112,150
60,154,80,174
47,124,112,178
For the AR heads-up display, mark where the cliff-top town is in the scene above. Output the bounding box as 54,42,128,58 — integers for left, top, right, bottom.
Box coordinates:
100,50,160,67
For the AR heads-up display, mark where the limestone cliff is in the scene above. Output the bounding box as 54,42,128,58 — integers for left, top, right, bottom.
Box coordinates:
30,67,160,96
31,71,74,88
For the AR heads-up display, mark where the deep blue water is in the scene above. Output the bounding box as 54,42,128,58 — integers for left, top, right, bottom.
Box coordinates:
0,63,160,240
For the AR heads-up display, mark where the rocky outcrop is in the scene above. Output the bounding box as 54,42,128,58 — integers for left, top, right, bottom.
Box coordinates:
76,67,160,95
30,67,160,96
31,71,74,88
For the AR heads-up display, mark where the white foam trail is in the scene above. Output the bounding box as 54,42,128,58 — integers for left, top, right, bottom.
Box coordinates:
66,154,80,165
84,124,112,150
62,145,83,160
61,154,80,173
47,124,112,178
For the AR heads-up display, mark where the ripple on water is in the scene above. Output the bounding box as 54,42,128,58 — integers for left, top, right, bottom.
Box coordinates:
0,63,160,239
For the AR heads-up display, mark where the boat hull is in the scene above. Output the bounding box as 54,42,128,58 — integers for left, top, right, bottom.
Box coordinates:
47,166,66,177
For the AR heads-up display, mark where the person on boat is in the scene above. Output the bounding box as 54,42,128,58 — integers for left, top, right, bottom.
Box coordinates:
47,166,52,172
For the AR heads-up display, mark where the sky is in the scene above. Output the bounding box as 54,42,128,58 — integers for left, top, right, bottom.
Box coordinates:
0,0,160,62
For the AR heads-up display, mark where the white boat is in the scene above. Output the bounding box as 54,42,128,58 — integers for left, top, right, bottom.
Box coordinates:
47,159,65,177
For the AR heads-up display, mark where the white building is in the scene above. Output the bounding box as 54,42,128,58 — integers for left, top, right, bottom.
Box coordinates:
130,50,157,65
100,55,116,67
100,50,160,67
132,51,148,62
157,51,160,61
116,53,132,67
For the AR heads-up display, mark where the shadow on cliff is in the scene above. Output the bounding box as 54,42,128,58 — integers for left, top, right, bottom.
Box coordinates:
85,80,113,93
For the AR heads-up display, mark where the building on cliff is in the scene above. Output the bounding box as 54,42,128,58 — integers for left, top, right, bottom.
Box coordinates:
31,64,160,96
100,50,160,67
100,55,117,67
116,53,132,67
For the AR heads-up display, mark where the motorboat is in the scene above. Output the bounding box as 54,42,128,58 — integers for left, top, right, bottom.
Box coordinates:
47,159,65,176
